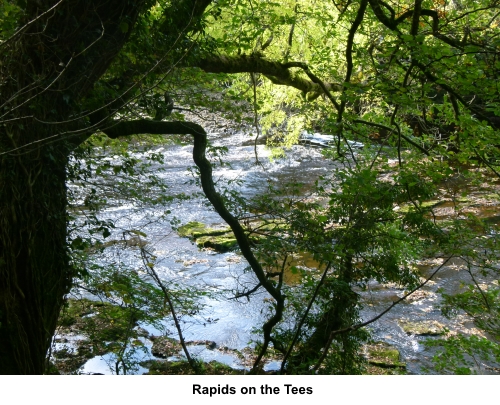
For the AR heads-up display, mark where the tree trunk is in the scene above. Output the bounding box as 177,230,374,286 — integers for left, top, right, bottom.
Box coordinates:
287,256,359,373
0,0,146,374
0,0,214,374
0,136,70,374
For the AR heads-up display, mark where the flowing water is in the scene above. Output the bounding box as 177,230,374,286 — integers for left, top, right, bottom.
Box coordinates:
62,129,499,375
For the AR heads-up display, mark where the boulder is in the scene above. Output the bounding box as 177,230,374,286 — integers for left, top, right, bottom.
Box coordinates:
364,342,406,369
151,336,182,358
178,222,237,252
399,320,445,336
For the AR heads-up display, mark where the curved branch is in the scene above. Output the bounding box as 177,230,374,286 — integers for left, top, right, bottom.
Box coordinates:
413,60,498,128
369,0,464,49
99,118,285,371
289,63,341,109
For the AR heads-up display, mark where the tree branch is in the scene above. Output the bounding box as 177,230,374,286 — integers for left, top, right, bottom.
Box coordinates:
99,118,286,372
197,54,341,100
353,119,430,155
369,0,465,49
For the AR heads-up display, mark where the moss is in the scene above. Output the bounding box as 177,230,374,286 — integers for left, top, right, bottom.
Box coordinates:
178,222,237,252
178,221,232,239
177,221,211,237
196,234,238,252
177,220,288,253
365,342,406,369
400,320,445,336
485,193,500,200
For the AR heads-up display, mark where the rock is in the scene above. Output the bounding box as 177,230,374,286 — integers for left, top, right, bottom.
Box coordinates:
135,327,150,338
196,234,238,252
177,222,238,252
177,221,210,237
206,341,217,350
364,342,406,369
399,320,445,336
177,220,287,253
151,336,182,358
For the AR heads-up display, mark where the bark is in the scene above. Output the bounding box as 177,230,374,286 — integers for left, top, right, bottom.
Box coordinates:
0,0,308,374
0,0,149,374
0,139,70,374
1,0,219,374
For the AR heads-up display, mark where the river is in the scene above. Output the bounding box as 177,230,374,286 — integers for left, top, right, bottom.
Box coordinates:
59,124,499,375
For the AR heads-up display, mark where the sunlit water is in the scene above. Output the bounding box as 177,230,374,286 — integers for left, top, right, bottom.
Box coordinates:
66,130,498,374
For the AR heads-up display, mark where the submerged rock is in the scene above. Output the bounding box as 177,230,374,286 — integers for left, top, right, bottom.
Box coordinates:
177,222,238,252
364,342,406,369
399,320,446,336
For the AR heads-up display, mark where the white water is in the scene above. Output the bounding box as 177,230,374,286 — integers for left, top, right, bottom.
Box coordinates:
66,130,497,374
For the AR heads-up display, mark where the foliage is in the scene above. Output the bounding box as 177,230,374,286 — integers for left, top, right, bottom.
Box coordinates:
55,296,151,375
426,334,500,374
2,0,500,374
239,153,444,373
145,359,244,375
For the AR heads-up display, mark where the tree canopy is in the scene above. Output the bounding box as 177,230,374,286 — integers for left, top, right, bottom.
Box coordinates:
1,0,500,374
